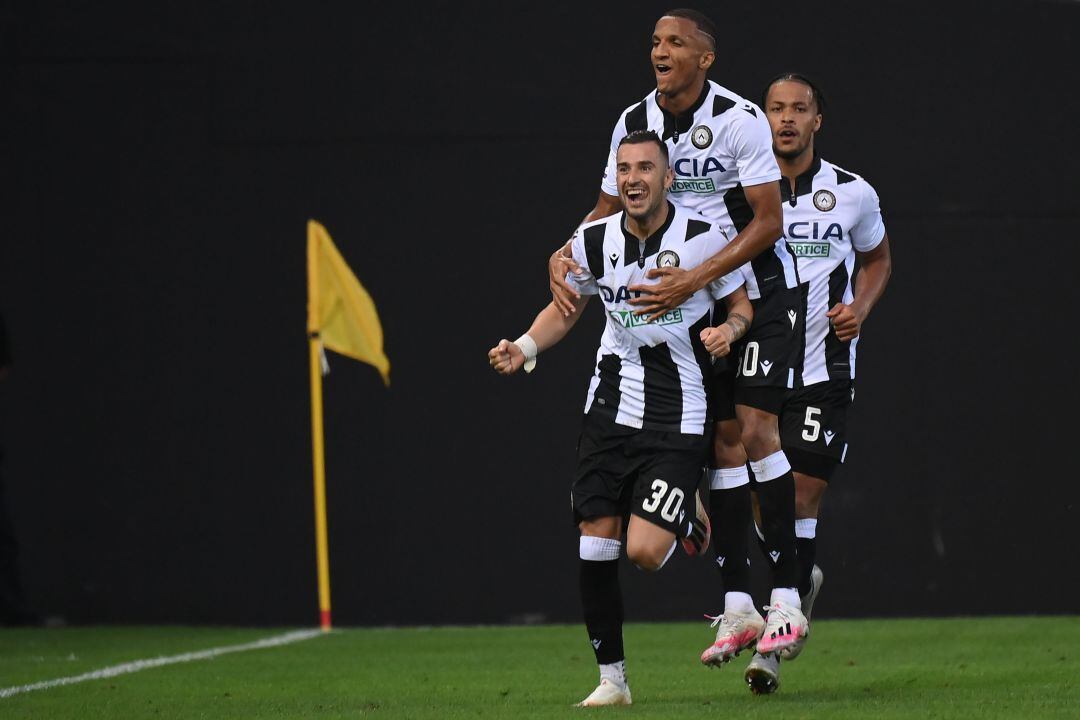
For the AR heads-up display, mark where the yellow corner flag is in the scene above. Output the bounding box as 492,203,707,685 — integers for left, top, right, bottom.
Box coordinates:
306,219,390,632
307,219,391,384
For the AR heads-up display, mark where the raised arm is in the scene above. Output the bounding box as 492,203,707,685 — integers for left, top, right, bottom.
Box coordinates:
489,295,591,375
548,191,621,317
827,234,892,342
629,180,782,321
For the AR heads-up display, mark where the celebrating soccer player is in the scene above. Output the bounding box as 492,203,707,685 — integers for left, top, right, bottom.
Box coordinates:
490,131,752,706
547,8,810,687
732,73,893,693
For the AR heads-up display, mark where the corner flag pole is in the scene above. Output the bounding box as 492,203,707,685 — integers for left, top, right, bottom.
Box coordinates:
308,333,332,632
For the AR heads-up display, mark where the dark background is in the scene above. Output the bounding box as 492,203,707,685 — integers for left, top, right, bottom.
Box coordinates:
1,0,1077,626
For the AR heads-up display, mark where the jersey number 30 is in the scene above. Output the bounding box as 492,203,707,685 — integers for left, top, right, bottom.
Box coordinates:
641,479,685,522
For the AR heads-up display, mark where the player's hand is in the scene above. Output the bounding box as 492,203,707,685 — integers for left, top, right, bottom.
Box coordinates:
826,302,864,342
549,244,582,317
488,339,525,375
700,325,735,358
628,267,695,322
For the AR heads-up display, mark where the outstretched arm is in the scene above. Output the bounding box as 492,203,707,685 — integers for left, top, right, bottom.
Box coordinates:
827,234,892,342
489,295,591,375
548,191,621,317
628,181,782,321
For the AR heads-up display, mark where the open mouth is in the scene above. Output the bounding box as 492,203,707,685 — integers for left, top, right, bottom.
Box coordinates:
655,64,672,77
625,186,647,203
777,129,798,141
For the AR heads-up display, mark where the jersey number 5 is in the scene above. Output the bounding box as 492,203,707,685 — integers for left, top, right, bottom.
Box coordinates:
802,406,822,442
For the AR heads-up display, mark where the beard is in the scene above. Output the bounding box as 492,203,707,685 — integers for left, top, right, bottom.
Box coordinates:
772,140,809,160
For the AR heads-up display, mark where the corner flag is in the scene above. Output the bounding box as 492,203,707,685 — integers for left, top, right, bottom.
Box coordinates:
306,219,390,631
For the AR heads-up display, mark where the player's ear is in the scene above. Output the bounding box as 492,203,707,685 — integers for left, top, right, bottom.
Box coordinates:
663,165,674,191
814,113,822,133
699,51,715,71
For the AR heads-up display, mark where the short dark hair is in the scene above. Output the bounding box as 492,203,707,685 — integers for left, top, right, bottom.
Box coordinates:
617,130,670,166
662,8,717,51
763,72,827,115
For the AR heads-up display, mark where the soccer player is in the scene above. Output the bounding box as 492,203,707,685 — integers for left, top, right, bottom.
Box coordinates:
490,131,752,707
737,74,893,693
547,8,809,667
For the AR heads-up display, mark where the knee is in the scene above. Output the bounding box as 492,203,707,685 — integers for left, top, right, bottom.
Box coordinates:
739,416,779,459
712,420,747,467
625,538,672,572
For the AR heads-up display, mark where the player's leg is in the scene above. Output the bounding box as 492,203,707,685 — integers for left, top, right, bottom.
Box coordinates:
732,283,809,658
576,516,632,707
625,514,677,571
625,426,710,572
700,370,763,666
775,379,851,660
572,415,635,707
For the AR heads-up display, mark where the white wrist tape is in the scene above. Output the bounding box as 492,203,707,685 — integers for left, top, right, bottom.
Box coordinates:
513,333,537,374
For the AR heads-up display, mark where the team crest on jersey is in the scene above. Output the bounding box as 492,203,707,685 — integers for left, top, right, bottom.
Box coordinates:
656,250,680,268
813,190,836,212
691,125,713,149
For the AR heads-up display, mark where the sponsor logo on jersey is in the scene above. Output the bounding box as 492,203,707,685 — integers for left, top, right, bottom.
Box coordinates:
656,250,680,268
760,360,773,375
609,308,683,328
788,242,831,258
671,177,716,193
691,124,713,149
598,285,643,303
813,189,836,211
785,221,843,241
824,430,835,446
670,157,726,194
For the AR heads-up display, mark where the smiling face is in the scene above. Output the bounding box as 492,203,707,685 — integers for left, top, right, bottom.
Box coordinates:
616,139,673,225
651,16,715,99
765,79,822,161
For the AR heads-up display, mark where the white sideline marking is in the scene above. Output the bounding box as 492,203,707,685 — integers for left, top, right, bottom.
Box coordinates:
0,628,324,699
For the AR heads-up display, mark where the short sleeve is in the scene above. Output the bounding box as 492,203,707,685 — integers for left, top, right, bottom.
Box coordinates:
695,227,744,300
728,105,781,187
567,228,600,295
851,180,886,252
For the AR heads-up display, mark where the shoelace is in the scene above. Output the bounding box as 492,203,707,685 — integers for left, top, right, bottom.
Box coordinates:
762,603,804,629
704,612,746,629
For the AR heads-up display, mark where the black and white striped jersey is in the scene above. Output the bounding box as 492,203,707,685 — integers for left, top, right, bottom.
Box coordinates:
600,80,792,299
566,202,744,436
781,155,886,385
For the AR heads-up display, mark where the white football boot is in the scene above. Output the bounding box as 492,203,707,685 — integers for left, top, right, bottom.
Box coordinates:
755,601,809,655
779,565,824,660
575,679,632,707
700,606,766,666
680,490,711,556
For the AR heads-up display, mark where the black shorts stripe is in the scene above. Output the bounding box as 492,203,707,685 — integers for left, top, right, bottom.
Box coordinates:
640,341,683,428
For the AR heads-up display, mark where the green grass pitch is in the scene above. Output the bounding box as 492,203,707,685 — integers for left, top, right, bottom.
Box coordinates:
1,617,1077,718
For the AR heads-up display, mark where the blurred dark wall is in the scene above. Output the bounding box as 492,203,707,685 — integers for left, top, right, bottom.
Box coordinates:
0,1,1077,625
